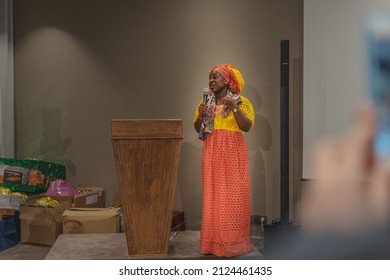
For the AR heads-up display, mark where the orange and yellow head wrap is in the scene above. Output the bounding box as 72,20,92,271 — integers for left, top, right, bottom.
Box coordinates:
209,64,245,94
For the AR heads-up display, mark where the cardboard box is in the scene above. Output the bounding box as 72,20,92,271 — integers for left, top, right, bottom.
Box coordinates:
73,186,106,208
63,207,120,234
19,197,71,246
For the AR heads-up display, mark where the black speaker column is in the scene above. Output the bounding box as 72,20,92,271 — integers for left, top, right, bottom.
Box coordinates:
280,40,289,226
263,40,301,259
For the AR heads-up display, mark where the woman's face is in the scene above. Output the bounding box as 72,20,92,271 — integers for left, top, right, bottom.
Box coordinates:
209,70,227,93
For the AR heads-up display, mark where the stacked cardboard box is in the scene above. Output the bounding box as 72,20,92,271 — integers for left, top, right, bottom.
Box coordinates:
19,196,71,246
73,186,106,208
62,207,121,234
16,185,106,245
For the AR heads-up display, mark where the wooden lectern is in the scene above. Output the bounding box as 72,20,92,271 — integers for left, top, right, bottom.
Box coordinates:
111,119,183,257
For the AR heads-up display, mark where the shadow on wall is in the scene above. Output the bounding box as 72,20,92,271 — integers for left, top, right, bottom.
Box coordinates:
244,85,272,215
40,108,77,175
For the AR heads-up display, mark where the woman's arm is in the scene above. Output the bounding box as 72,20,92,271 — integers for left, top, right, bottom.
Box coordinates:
232,107,252,132
222,96,252,132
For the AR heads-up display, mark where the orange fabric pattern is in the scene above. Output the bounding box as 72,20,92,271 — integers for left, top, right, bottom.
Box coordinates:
198,104,253,257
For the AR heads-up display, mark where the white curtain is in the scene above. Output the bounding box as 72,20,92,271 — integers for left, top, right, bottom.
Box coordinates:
0,0,14,158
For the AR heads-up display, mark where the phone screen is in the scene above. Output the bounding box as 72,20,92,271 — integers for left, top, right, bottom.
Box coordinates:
365,12,390,162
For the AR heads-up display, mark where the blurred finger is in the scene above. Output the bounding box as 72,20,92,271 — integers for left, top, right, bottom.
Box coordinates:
342,104,376,176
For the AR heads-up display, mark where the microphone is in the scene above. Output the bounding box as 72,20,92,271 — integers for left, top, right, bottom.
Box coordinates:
203,88,209,104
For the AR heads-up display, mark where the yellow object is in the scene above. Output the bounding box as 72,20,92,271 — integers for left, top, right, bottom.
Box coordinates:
227,65,245,93
35,196,60,207
0,187,11,195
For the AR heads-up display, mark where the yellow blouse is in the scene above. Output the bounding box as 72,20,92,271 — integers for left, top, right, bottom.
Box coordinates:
193,96,255,132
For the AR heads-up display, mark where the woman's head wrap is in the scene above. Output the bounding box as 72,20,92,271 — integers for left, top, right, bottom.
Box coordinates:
209,64,245,94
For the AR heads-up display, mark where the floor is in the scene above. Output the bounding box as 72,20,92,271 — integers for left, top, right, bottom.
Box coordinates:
0,230,264,260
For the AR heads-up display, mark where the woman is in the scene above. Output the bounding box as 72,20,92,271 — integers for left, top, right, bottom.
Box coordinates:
193,64,255,257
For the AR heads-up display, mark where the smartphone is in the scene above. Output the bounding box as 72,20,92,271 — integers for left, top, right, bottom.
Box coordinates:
365,12,390,165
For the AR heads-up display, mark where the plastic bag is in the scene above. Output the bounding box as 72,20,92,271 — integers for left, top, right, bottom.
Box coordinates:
45,179,76,197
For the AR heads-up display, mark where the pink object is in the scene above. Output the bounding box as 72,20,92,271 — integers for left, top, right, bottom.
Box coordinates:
45,179,76,197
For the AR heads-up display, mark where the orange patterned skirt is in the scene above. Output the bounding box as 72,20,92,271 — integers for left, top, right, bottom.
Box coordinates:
200,129,252,257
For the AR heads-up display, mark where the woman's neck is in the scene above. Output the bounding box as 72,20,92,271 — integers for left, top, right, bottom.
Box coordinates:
215,90,227,105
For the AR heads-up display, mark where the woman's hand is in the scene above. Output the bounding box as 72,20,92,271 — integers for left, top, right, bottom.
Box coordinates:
222,96,237,111
194,103,207,133
222,95,252,132
198,103,207,118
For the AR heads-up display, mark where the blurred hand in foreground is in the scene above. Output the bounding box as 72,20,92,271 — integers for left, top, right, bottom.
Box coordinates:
299,104,390,234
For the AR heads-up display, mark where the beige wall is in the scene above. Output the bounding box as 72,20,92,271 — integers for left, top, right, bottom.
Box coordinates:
13,0,303,229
